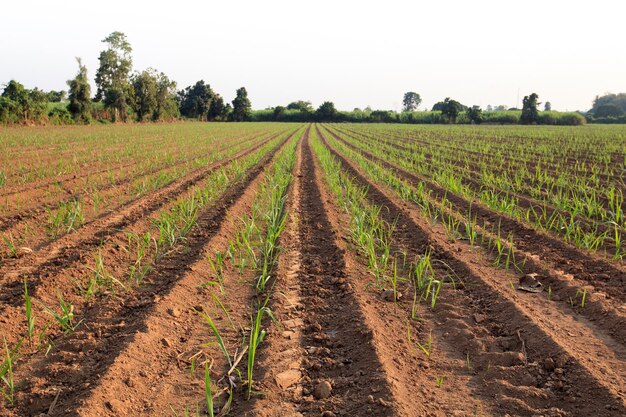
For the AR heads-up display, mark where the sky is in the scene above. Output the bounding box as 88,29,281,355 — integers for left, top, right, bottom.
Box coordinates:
1,0,625,112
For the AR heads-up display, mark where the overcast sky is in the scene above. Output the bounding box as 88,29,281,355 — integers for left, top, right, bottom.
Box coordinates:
1,0,624,111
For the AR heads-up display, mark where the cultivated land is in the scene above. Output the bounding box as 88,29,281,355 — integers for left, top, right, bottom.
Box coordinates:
0,122,625,417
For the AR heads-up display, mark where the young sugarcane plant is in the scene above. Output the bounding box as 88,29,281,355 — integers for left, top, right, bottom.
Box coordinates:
207,251,226,288
247,303,278,399
204,361,214,417
24,279,35,346
1,337,22,405
40,293,82,334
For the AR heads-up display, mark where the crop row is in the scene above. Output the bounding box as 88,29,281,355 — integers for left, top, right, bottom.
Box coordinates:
326,125,624,259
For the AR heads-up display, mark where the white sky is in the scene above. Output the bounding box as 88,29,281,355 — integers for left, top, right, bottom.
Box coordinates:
1,0,624,111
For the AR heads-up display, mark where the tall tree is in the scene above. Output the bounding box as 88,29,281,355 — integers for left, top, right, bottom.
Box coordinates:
402,92,422,112
130,69,158,121
593,104,624,118
286,100,313,112
316,101,337,121
440,97,463,123
67,58,92,123
154,72,179,121
207,93,227,121
520,93,540,124
591,93,626,114
544,101,552,111
178,80,214,120
231,87,251,121
95,31,133,122
466,105,483,124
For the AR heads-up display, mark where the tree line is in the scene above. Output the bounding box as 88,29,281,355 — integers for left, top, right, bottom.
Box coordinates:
0,32,251,125
253,93,585,126
0,31,616,126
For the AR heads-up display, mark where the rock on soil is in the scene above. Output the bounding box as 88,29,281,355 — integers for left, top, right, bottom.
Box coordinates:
381,289,402,302
313,381,333,399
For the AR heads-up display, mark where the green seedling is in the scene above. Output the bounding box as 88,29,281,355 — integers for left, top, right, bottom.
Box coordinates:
247,305,278,399
24,279,35,345
197,310,232,368
407,323,432,357
40,293,82,334
1,337,22,404
205,361,214,417
2,233,18,258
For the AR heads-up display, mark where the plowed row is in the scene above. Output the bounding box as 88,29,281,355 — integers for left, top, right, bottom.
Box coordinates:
1,122,624,417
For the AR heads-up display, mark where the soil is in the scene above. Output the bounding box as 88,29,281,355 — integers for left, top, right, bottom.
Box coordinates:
1,123,624,417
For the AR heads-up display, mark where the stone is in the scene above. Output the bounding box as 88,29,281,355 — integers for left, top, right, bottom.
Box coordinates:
473,313,487,324
544,357,556,372
313,381,332,399
381,289,402,302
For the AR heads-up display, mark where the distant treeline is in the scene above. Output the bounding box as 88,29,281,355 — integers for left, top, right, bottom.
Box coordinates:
0,30,621,127
249,108,586,126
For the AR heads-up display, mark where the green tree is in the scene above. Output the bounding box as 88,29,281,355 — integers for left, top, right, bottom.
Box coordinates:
47,90,66,102
178,80,214,120
593,104,624,118
466,105,483,124
440,97,463,123
520,93,540,124
316,101,337,121
231,87,251,121
544,101,552,111
286,100,313,112
591,93,626,114
0,80,47,123
153,72,179,121
67,58,92,123
207,93,227,121
402,92,422,112
130,69,158,121
95,31,133,122
273,105,286,121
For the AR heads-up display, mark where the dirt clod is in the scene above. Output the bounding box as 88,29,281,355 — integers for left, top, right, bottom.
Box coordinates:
313,381,332,399
473,313,487,323
105,399,124,413
276,369,302,389
380,289,402,302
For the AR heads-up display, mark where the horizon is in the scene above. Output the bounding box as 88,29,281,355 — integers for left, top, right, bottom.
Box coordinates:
1,0,625,112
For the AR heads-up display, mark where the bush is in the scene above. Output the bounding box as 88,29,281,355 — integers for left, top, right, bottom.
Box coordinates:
587,115,626,124
48,106,74,125
554,112,586,126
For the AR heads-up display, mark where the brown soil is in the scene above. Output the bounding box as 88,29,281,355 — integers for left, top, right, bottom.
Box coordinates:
322,125,626,304
3,129,296,417
317,125,626,416
2,123,625,417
